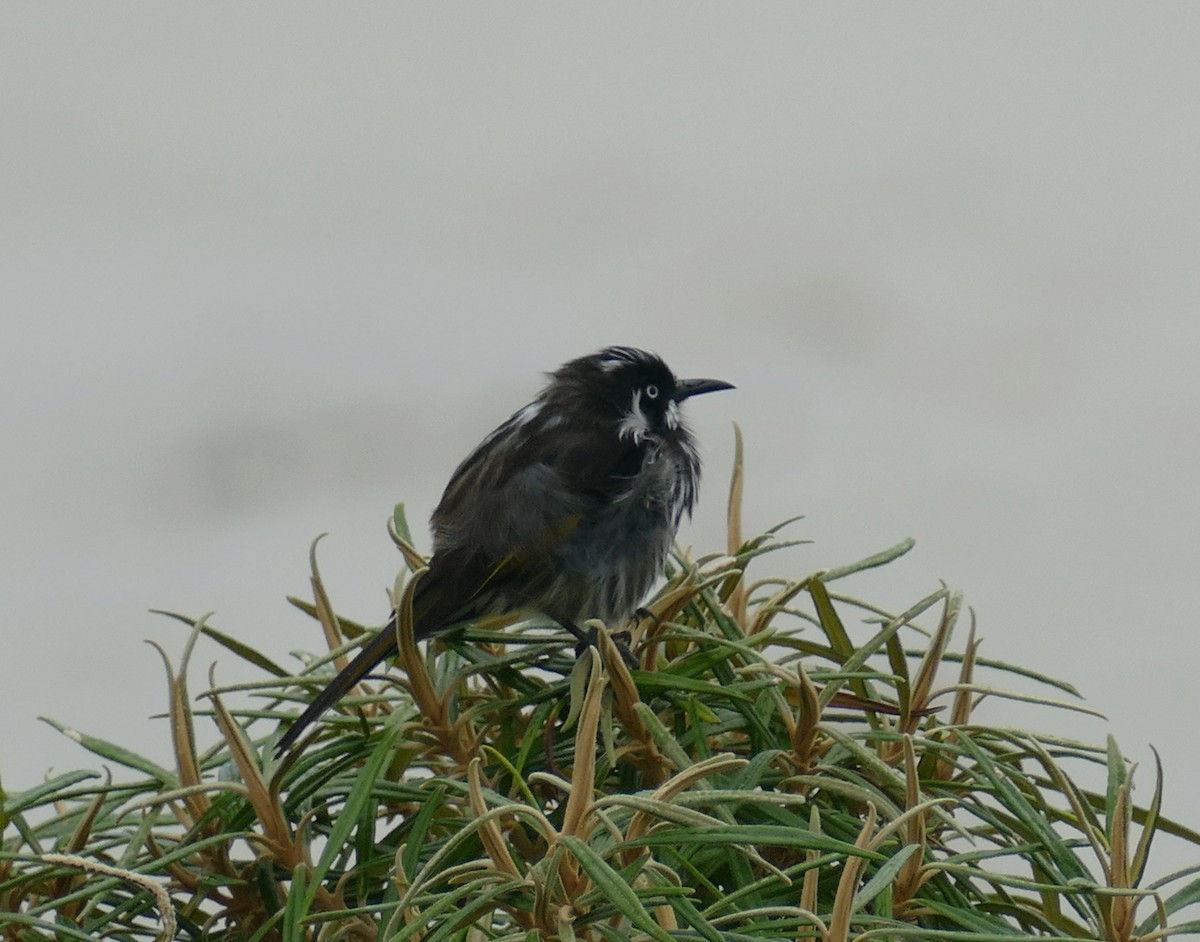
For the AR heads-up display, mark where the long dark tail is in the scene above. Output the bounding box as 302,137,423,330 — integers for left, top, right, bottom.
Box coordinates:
275,550,505,754
274,617,404,754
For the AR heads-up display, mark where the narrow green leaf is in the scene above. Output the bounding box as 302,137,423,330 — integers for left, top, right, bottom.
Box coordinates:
151,608,290,676
38,717,175,782
304,724,399,910
557,836,676,942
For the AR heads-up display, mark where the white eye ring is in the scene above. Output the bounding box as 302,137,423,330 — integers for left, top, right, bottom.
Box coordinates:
645,384,659,399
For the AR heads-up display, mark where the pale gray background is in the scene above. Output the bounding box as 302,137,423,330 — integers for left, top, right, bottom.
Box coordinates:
4,6,1199,887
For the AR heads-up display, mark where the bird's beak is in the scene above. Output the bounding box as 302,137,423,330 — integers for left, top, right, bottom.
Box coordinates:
673,377,735,401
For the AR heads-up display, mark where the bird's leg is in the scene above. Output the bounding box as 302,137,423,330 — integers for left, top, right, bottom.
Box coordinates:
556,618,593,647
560,620,637,669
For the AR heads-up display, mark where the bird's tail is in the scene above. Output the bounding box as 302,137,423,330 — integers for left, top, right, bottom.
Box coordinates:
275,557,495,754
274,617,402,754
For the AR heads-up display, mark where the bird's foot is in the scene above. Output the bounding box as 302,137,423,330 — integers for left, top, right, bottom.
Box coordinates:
569,623,638,670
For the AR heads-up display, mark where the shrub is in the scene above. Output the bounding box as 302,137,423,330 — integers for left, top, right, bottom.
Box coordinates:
5,436,1199,940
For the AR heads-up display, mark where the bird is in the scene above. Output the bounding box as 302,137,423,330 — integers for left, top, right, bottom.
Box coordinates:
275,346,733,753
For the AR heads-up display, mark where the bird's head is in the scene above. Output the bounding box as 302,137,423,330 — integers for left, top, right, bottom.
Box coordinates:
551,346,733,442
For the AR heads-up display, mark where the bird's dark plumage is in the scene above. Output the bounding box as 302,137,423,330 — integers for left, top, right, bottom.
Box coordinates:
276,346,732,753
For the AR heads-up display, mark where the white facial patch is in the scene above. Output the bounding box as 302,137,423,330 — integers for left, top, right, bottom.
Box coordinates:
617,388,650,443
665,399,681,430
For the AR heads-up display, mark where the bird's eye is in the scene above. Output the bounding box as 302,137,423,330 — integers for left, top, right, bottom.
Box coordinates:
645,384,659,399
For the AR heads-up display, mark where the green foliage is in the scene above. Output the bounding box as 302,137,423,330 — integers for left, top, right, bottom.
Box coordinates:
4,443,1200,940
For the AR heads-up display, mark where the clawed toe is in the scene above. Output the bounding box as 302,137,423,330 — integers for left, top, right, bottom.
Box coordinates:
570,624,638,669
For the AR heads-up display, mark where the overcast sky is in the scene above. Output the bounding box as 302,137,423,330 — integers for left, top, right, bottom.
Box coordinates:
3,5,1199,882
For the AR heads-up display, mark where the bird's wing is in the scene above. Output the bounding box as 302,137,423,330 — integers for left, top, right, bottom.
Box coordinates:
431,408,643,560
414,412,648,633
276,411,642,754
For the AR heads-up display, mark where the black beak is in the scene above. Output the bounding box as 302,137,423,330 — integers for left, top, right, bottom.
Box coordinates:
673,377,735,402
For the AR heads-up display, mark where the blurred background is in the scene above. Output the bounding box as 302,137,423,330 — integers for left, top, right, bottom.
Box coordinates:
3,6,1198,878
